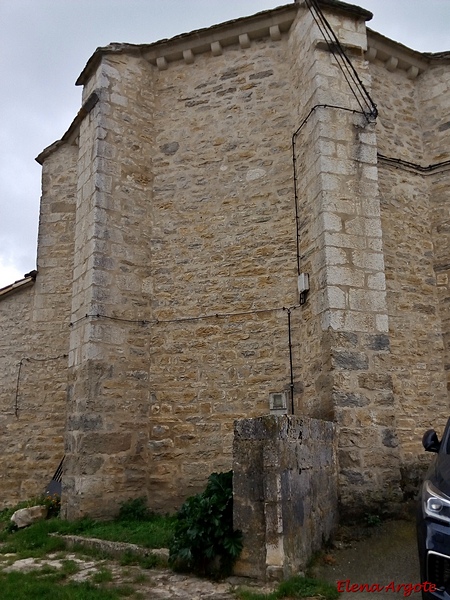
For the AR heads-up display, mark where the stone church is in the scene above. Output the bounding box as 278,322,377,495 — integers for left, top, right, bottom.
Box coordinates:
1,0,449,520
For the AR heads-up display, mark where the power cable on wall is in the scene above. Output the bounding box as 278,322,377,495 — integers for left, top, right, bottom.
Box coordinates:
69,304,299,328
378,154,450,174
287,3,381,412
292,104,366,276
68,305,301,414
283,305,299,414
304,0,377,121
292,1,378,278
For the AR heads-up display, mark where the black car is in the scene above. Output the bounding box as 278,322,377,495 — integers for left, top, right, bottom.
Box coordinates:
417,418,450,599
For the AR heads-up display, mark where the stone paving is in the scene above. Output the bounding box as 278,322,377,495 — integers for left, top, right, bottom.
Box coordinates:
0,551,273,599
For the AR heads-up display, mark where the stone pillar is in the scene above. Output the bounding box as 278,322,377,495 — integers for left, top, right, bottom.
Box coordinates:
63,54,154,519
289,6,401,511
233,415,338,581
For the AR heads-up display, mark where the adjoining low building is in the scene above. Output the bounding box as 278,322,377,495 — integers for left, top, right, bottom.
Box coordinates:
1,0,449,519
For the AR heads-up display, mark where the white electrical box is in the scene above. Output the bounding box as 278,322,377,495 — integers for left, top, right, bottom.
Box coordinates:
269,392,288,415
298,273,310,294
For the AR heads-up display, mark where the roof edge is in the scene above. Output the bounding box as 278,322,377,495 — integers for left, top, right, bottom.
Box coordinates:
76,2,373,86
367,28,450,70
75,3,297,86
317,0,372,21
36,92,99,165
0,271,37,301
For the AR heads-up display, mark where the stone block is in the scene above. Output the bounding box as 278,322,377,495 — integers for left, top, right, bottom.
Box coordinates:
367,334,390,351
81,432,132,454
332,350,369,371
358,373,393,391
11,506,48,529
333,391,370,407
327,266,365,288
349,289,387,312
326,286,347,310
233,416,337,580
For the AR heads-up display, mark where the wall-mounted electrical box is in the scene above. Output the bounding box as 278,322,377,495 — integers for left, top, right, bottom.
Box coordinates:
298,273,310,294
269,391,288,415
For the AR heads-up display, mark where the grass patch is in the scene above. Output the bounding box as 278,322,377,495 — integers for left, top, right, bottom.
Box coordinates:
115,584,135,596
0,519,67,558
0,510,175,562
0,497,176,598
61,559,81,576
119,551,160,570
91,567,114,584
0,570,127,600
65,515,175,549
67,543,116,562
0,494,175,552
132,572,148,584
236,575,339,600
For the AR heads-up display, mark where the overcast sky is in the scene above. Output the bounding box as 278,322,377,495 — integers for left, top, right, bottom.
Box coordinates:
1,0,449,289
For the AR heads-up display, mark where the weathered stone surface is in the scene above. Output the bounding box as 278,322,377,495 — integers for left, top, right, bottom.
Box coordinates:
332,350,369,371
61,534,169,560
333,391,370,407
159,142,179,155
0,143,75,507
1,2,450,520
367,334,390,351
233,416,338,581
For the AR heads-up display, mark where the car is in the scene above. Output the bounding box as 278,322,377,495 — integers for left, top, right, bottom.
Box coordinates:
417,417,450,599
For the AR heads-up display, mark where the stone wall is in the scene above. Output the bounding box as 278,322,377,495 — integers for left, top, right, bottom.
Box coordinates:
1,0,450,520
419,64,450,413
233,415,338,581
368,57,449,486
289,6,404,511
65,3,391,516
63,13,312,518
147,30,300,511
0,143,76,506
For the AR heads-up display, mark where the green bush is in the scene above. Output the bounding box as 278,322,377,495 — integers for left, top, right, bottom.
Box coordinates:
169,471,242,578
117,497,152,521
42,493,61,518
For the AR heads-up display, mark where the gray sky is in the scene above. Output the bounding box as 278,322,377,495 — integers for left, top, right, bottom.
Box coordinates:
1,0,449,288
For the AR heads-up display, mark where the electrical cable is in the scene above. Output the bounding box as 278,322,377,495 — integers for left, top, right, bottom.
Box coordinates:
292,104,366,276
305,0,377,120
69,304,299,328
291,0,379,278
283,306,299,414
14,359,25,418
378,154,450,174
68,307,300,416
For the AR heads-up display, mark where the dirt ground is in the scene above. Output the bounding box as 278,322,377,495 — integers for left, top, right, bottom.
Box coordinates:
313,519,421,599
